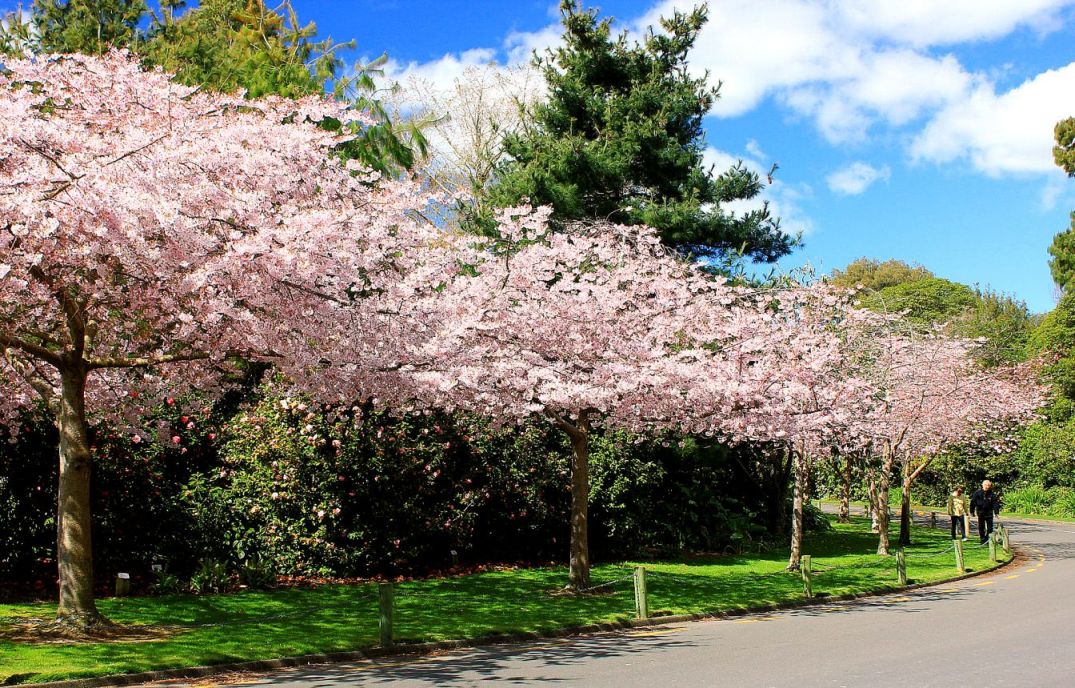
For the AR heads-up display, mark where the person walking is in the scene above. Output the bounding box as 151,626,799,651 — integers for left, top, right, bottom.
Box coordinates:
947,486,969,540
970,480,1002,544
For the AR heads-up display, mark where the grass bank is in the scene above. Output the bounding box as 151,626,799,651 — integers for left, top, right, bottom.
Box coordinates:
0,518,1008,685
821,497,1075,524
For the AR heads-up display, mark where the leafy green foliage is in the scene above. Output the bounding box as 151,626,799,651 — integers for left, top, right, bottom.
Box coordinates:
144,0,428,175
840,260,1031,366
1056,117,1075,177
829,257,933,292
237,557,276,590
485,0,795,262
1,385,795,591
188,559,231,594
1004,485,1075,518
859,277,977,324
1048,216,1075,293
0,0,146,55
1028,292,1075,397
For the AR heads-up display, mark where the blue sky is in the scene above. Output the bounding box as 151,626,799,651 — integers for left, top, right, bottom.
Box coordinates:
281,0,1075,313
6,0,1073,311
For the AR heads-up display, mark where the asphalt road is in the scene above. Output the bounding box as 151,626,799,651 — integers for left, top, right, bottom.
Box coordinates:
210,520,1075,687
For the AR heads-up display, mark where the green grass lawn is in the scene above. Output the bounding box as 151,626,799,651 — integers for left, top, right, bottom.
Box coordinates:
821,497,1075,524
0,518,1008,685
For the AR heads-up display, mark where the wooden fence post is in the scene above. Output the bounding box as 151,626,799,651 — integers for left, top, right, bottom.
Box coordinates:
379,582,394,648
896,548,907,585
801,555,813,599
115,573,130,597
634,566,649,620
1000,525,1011,555
930,512,937,528
989,532,998,563
954,539,965,572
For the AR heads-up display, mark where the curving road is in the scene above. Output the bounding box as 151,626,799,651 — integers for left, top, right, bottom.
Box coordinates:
211,520,1075,687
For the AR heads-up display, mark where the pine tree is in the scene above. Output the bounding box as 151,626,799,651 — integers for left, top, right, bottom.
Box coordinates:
486,0,796,263
0,0,146,55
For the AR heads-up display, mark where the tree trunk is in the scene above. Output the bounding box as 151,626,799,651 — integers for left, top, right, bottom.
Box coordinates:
866,471,879,533
787,444,806,571
548,409,591,591
567,424,590,590
56,364,102,627
876,445,895,556
898,460,913,547
838,452,852,524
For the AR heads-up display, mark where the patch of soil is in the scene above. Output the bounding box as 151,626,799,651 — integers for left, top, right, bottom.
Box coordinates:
0,618,179,645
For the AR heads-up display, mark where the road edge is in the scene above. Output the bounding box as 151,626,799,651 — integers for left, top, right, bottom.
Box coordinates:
8,550,1018,688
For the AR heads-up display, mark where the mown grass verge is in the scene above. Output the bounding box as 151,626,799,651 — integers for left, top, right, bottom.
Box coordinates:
821,497,1075,524
0,517,1008,685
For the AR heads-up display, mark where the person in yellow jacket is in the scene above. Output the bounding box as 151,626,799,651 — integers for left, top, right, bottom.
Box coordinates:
947,486,969,540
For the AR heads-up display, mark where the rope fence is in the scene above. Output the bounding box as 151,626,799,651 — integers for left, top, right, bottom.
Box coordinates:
139,527,1012,643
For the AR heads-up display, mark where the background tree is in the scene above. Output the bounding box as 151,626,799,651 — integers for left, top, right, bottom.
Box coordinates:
1055,117,1075,177
1048,217,1075,293
829,257,933,292
485,0,795,262
385,63,544,201
0,0,145,55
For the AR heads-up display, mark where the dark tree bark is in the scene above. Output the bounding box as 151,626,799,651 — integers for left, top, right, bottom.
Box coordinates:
548,409,592,591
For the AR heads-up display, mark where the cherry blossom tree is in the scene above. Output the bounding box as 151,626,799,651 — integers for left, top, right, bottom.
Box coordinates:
409,206,773,589
846,334,1044,554
0,52,461,626
720,284,883,570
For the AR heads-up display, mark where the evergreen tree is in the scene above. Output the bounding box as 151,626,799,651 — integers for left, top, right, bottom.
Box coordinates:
1049,217,1075,293
0,0,146,55
486,0,795,262
1055,117,1075,177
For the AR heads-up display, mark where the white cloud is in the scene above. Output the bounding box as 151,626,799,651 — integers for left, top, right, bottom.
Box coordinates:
826,162,892,195
835,0,1071,47
380,0,1075,180
703,145,816,236
385,48,498,92
911,63,1075,175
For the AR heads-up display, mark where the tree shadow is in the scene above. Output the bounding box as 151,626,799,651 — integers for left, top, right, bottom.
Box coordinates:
233,631,696,687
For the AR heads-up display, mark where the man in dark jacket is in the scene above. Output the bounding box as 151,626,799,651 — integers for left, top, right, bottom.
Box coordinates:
970,480,1002,544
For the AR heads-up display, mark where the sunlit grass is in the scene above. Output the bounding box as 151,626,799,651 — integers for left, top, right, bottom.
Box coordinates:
0,518,1006,684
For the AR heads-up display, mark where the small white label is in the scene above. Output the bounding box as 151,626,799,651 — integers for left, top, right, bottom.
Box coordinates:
117,572,131,580
151,564,162,573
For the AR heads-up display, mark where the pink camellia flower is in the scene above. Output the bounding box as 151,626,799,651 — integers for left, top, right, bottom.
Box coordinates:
132,435,142,444
208,433,217,440
186,422,195,430
166,398,175,406
180,416,189,424
171,436,181,444
332,507,341,516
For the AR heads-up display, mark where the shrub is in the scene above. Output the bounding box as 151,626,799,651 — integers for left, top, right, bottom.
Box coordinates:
189,559,231,594
1004,485,1053,516
238,557,276,589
